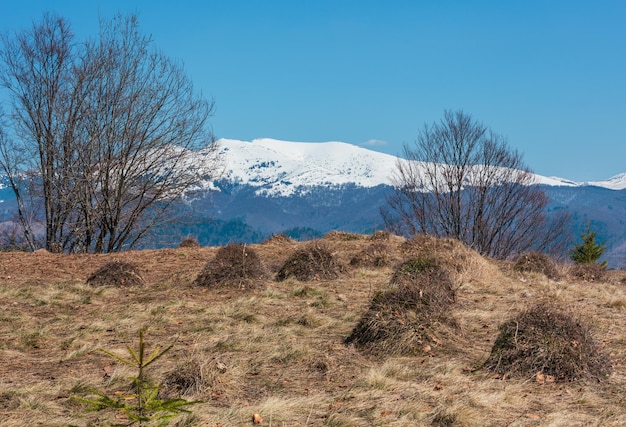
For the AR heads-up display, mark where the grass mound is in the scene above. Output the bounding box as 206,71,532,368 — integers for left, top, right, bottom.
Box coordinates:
569,263,607,282
345,258,458,356
400,234,494,285
178,237,201,248
193,243,266,289
276,241,343,282
86,261,145,287
513,252,560,279
483,302,611,382
349,241,393,268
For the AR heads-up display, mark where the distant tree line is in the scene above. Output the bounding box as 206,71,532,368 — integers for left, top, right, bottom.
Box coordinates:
0,13,220,253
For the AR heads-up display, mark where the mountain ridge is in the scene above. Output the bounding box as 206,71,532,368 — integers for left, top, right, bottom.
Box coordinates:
209,138,626,192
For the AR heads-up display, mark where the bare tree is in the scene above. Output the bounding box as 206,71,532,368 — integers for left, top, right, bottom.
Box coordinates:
0,109,37,250
0,13,220,253
0,14,78,252
382,110,569,259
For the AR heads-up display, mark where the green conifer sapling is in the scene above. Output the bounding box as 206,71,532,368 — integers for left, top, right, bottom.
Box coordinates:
569,222,607,268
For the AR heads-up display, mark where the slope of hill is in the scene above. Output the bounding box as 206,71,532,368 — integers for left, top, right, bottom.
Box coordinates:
0,236,624,426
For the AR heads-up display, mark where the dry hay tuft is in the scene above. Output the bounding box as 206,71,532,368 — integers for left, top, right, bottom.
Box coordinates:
400,234,496,284
345,258,458,356
86,261,145,287
483,302,612,382
162,358,208,397
513,252,560,279
193,243,266,290
275,241,343,282
178,237,201,248
349,241,395,268
369,230,392,241
569,263,608,283
260,233,295,245
323,230,364,241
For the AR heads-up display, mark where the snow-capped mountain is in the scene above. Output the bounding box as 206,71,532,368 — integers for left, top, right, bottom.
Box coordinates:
213,138,398,196
210,138,626,193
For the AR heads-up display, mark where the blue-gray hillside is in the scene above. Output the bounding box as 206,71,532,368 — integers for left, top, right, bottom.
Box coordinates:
544,186,626,268
150,182,625,268
163,182,391,246
1,179,625,267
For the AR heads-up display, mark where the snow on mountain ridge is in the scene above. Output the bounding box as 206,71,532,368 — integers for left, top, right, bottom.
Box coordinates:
214,138,399,196
206,138,626,194
587,173,626,190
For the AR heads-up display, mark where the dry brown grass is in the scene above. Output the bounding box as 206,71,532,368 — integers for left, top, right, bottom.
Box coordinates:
400,234,500,286
0,237,624,426
349,241,396,268
513,252,561,280
569,262,608,282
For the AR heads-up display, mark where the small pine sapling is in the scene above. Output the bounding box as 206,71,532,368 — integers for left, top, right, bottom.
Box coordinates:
569,222,607,268
74,329,201,426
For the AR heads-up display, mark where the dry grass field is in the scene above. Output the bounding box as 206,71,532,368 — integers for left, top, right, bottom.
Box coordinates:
0,233,624,426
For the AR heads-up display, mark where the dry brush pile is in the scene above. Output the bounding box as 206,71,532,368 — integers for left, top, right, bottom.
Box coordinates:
85,261,145,287
275,240,343,282
193,243,267,289
483,302,612,382
345,256,459,356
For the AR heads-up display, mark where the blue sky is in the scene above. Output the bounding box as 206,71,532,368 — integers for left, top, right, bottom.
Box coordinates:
2,1,625,181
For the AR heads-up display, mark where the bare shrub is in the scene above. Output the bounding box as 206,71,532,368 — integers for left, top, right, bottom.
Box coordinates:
193,243,265,289
275,241,343,282
513,252,560,279
86,261,145,287
569,263,608,282
345,259,458,356
178,237,201,248
483,302,611,382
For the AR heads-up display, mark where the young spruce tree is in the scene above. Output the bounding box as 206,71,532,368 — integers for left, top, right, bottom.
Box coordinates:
569,222,607,268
